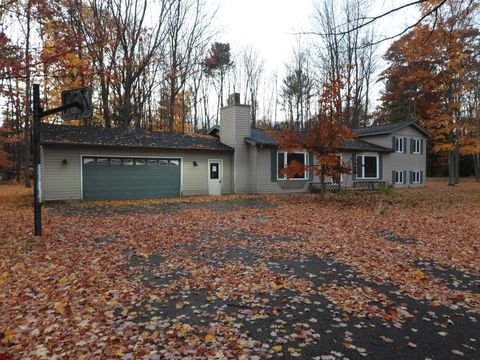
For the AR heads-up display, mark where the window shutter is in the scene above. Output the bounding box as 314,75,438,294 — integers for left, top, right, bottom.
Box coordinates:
308,153,314,181
392,170,396,185
410,138,414,153
420,170,424,184
420,139,424,154
271,149,277,182
403,137,407,153
392,136,396,151
403,170,407,184
351,154,357,180
410,171,414,184
378,154,383,180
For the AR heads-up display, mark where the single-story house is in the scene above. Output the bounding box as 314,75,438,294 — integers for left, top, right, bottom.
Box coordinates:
40,95,429,201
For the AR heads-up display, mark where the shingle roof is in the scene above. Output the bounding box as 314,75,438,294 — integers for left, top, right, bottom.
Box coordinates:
245,128,277,146
40,123,234,152
341,139,393,152
356,121,430,137
244,128,393,153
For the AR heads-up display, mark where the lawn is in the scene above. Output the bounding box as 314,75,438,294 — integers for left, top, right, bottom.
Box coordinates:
1,180,479,359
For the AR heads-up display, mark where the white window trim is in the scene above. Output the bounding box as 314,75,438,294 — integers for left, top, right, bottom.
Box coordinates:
412,170,421,184
395,137,404,153
356,153,379,180
394,170,404,184
412,138,421,154
277,151,309,180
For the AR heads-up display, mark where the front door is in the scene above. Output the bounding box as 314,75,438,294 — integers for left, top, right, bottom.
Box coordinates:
208,160,222,195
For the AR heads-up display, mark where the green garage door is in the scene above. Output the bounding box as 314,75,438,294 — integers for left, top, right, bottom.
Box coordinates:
82,156,181,200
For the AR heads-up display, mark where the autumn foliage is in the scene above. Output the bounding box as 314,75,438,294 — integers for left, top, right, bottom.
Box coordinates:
379,0,480,183
276,79,354,199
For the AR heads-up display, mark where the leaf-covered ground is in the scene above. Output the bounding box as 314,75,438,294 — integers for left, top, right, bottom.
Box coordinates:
1,179,479,359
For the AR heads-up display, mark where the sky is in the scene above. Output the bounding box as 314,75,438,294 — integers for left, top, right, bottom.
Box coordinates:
214,0,420,114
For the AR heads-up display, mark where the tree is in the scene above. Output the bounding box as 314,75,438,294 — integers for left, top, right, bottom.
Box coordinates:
203,42,234,120
275,79,354,200
312,0,378,128
164,0,214,132
379,0,480,184
281,46,315,130
108,0,169,129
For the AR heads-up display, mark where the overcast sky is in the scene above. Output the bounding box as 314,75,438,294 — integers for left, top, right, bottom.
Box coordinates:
214,0,420,110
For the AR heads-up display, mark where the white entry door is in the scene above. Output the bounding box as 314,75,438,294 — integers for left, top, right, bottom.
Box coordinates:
208,160,222,195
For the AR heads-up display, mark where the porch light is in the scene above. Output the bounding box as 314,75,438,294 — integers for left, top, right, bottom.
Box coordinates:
193,161,198,166
62,159,68,165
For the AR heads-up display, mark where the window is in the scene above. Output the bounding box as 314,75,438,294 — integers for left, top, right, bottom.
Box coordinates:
356,155,378,179
395,137,405,153
158,159,169,166
135,159,146,166
210,163,219,179
395,171,404,184
277,152,308,180
169,160,179,166
412,139,421,154
412,171,421,183
96,158,108,165
123,159,133,165
110,158,121,166
147,159,157,166
83,157,95,166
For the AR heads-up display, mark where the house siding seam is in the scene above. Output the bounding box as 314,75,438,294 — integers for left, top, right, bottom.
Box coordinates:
41,146,233,201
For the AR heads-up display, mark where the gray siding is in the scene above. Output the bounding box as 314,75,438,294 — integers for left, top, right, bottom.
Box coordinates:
41,145,233,201
219,104,252,193
254,148,310,193
361,126,426,188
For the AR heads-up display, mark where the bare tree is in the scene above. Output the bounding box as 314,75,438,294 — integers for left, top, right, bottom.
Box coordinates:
108,0,170,129
164,0,215,131
281,44,315,130
312,0,378,128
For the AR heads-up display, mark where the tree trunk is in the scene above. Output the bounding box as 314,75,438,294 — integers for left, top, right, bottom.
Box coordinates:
23,0,32,188
319,174,326,200
454,147,460,184
474,153,480,182
448,150,455,185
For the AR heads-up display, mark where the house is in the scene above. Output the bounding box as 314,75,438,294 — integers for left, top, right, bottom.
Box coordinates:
40,95,429,201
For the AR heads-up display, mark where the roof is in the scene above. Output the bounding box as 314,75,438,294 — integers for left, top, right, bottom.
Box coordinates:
356,121,430,138
245,128,277,146
40,123,234,152
207,125,220,136
244,128,393,153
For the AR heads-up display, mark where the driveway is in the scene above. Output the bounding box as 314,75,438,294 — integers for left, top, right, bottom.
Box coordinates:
1,184,479,359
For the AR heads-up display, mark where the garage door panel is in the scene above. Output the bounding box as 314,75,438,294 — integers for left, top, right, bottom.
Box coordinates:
82,157,181,200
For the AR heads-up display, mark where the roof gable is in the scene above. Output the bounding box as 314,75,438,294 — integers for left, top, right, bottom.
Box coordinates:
40,123,233,152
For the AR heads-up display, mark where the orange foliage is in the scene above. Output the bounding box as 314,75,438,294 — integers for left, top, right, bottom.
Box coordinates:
275,79,354,186
380,1,480,155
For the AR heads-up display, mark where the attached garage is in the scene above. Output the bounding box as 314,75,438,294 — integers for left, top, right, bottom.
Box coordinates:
40,123,233,201
82,156,181,200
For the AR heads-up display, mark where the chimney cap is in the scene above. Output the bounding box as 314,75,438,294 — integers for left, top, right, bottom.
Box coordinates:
227,93,241,106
